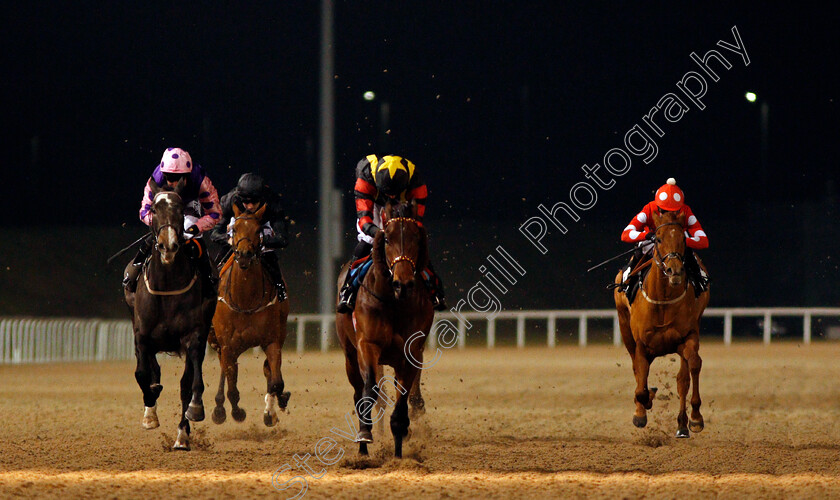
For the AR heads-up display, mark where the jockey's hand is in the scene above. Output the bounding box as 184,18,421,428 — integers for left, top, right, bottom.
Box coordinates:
185,225,201,237
645,230,656,241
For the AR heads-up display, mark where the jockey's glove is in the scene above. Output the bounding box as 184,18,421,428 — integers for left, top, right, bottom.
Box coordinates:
185,225,201,237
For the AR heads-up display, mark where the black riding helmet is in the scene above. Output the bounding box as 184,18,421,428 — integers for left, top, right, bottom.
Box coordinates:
373,156,411,197
236,173,267,204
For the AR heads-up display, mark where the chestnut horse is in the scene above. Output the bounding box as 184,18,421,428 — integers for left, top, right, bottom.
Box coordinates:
335,201,433,458
614,209,710,438
210,202,291,427
124,179,216,450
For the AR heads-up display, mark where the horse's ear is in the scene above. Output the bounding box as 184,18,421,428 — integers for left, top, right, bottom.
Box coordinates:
174,177,187,195
381,202,391,227
409,199,418,220
650,207,661,227
371,229,387,272
233,203,242,217
149,178,161,196
676,210,686,226
255,202,267,220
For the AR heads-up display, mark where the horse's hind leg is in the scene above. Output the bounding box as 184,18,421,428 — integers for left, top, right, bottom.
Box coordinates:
342,354,369,455
632,344,653,428
134,343,160,429
263,341,289,427
675,355,690,438
681,336,704,433
174,359,194,450
355,342,383,454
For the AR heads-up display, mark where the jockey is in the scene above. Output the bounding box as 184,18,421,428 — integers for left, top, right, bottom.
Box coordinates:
123,147,222,297
210,173,291,302
619,178,709,297
337,154,447,313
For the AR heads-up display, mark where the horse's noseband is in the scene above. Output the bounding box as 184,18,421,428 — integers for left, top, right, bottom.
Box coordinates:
383,217,418,275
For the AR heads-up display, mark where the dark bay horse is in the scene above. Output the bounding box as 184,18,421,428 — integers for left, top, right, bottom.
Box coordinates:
124,178,216,450
210,202,291,427
614,209,710,438
335,201,433,458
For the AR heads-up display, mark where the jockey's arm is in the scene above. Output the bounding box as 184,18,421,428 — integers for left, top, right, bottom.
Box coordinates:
193,177,222,233
683,207,709,249
621,205,651,244
354,176,379,237
405,182,428,226
139,178,155,227
209,191,235,247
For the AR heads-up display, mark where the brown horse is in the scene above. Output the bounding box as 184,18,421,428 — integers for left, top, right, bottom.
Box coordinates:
209,202,291,427
124,179,216,450
614,209,710,438
335,201,433,458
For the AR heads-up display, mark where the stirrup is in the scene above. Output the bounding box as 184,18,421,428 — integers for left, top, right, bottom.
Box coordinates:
337,285,356,313
431,294,447,311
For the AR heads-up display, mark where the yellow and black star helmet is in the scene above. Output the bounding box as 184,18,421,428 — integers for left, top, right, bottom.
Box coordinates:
371,155,414,197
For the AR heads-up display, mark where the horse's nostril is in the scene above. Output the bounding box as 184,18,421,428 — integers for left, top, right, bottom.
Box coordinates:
406,281,415,289
392,281,401,289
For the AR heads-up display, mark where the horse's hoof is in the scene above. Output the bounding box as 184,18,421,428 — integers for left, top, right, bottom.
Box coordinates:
676,428,690,438
689,419,704,433
186,403,205,422
633,415,647,428
142,405,159,430
355,430,373,443
232,407,247,422
212,406,226,425
264,411,278,427
173,428,190,451
278,391,291,409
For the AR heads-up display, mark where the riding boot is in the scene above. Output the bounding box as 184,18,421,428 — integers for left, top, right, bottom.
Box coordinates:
620,247,644,294
684,248,707,297
424,263,448,311
338,241,372,313
123,235,154,292
261,251,287,302
192,239,219,298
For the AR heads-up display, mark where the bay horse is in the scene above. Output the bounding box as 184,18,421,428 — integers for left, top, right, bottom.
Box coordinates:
335,201,433,458
614,209,710,438
210,202,291,427
124,178,216,450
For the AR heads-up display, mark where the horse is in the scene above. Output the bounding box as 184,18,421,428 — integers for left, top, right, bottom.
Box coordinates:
335,201,433,458
124,178,216,450
209,202,291,427
614,209,710,438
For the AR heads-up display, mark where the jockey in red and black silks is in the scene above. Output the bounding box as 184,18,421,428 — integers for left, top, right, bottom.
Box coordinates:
337,154,447,313
123,147,222,296
619,178,709,300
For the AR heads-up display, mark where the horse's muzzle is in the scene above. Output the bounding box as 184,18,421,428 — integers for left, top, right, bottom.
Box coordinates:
392,279,415,300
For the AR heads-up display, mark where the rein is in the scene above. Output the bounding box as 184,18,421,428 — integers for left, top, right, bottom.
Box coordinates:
641,221,688,305
143,190,198,296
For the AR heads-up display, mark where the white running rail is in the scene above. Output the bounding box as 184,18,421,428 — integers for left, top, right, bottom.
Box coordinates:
1,308,839,363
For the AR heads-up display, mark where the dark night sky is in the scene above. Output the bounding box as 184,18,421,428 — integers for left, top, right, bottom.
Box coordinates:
3,2,837,225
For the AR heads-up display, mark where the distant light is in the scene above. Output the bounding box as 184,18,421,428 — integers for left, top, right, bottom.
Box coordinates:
745,92,757,103
363,91,376,101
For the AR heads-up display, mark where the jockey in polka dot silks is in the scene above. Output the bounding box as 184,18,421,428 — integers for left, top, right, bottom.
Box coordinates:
618,178,709,300
123,147,222,297
337,154,447,313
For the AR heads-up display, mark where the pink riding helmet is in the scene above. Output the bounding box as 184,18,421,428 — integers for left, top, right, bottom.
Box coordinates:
159,147,193,173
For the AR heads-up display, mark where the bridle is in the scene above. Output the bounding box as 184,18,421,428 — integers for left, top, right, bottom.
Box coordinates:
149,191,184,252
383,216,418,276
231,213,261,266
650,221,685,276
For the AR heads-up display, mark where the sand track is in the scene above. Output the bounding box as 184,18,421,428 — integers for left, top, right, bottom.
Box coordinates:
1,343,839,498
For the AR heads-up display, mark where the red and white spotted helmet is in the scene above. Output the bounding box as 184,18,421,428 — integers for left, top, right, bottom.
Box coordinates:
159,147,193,174
654,178,684,211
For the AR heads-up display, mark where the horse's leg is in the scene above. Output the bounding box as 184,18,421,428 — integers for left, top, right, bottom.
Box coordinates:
184,333,207,423
150,354,163,400
675,354,690,438
408,356,425,419
262,341,289,427
212,355,227,424
682,336,704,432
632,343,652,428
391,364,419,459
224,348,246,422
344,355,368,455
355,341,382,453
174,357,194,450
134,342,159,430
